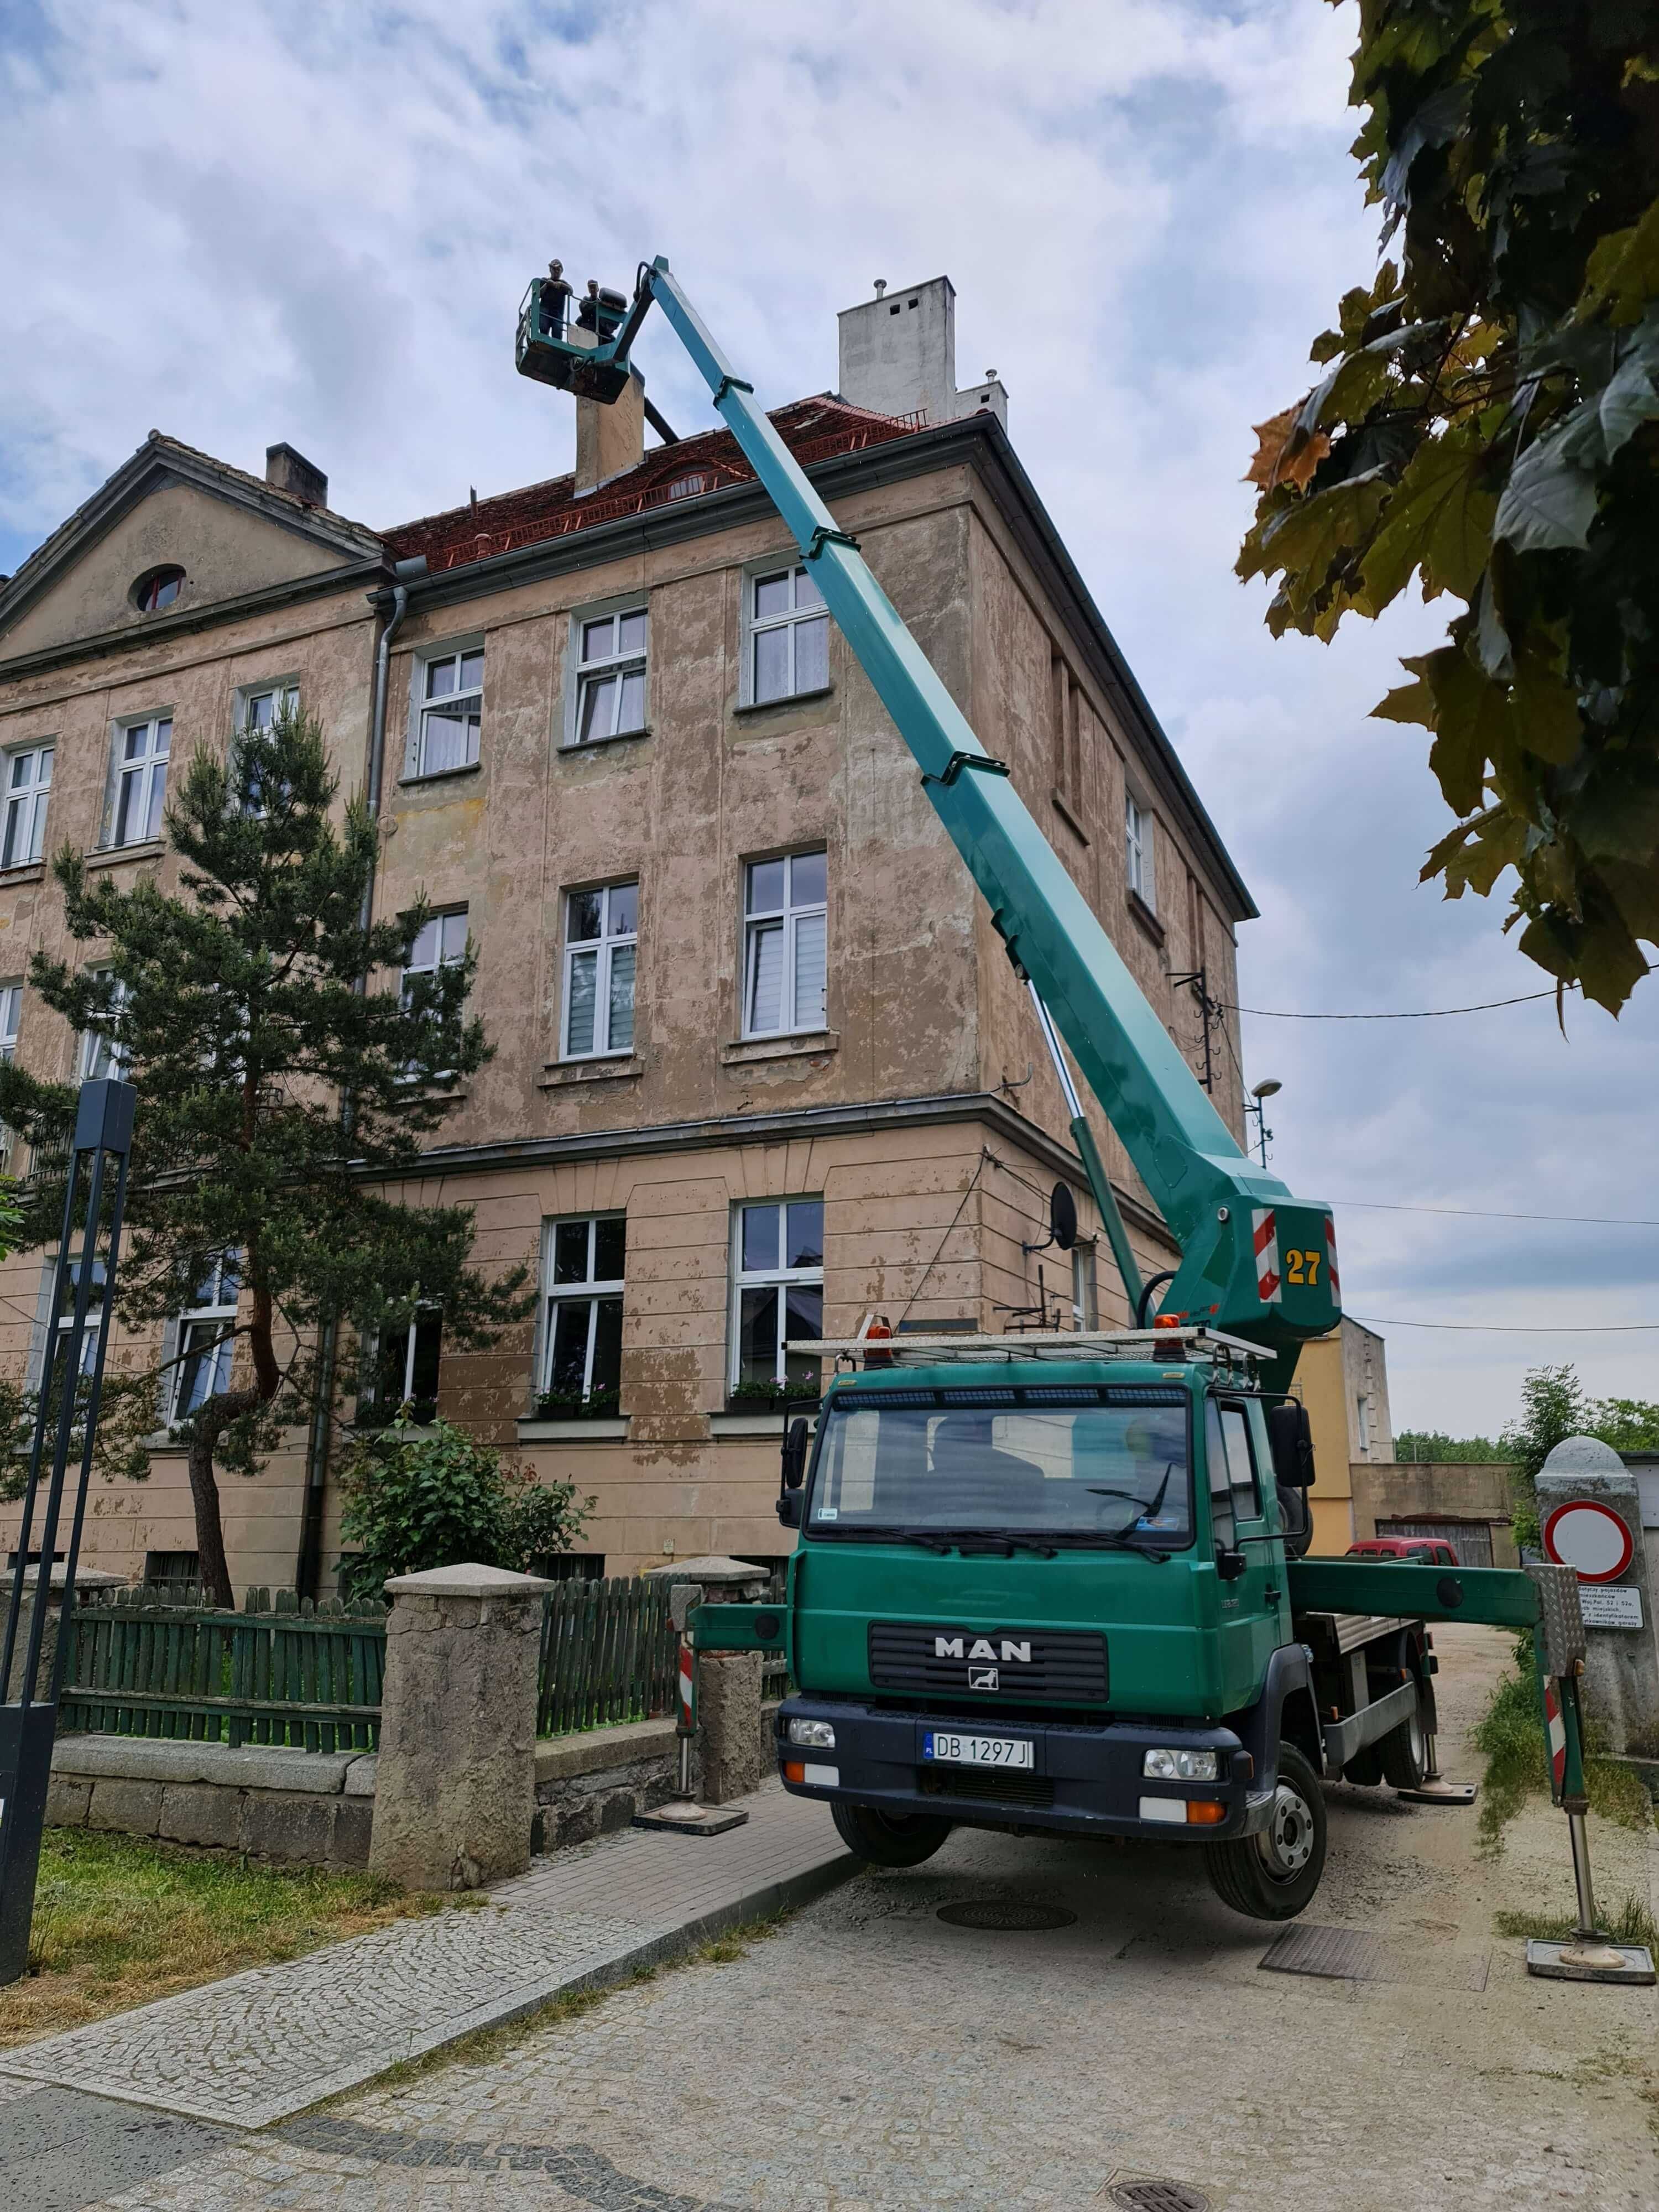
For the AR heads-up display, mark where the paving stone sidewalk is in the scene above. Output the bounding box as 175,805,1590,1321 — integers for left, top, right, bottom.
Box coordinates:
0,1782,853,2132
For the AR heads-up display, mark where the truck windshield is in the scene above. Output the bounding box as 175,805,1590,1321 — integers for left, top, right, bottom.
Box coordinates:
807,1392,1193,1548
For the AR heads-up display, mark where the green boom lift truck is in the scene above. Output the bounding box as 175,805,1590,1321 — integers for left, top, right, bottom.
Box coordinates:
518,257,1594,1923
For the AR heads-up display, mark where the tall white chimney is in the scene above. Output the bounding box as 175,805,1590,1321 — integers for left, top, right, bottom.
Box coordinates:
837,276,1007,430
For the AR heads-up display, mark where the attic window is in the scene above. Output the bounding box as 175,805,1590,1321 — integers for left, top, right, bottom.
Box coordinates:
665,473,709,500
133,566,185,614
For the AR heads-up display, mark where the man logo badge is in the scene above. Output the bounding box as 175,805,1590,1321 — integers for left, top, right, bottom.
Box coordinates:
968,1665,999,1691
933,1636,1032,1664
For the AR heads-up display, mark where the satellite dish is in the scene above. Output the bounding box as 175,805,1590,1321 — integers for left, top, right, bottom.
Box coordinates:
1049,1182,1078,1251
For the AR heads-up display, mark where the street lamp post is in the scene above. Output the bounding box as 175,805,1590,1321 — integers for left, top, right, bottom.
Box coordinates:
1245,1077,1281,1168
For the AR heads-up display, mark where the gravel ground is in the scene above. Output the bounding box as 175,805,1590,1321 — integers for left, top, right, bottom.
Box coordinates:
85,1624,1659,2209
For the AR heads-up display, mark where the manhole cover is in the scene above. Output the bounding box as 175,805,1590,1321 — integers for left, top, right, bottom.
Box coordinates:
936,1898,1077,1932
1107,2183,1209,2212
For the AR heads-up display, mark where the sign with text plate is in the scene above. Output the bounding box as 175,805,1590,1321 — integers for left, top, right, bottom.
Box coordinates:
1578,1584,1645,1631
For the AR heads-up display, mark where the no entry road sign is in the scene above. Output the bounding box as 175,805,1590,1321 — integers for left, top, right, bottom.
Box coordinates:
1542,1498,1635,1585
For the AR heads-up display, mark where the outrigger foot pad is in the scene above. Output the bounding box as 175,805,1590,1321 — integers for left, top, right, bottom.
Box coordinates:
1526,1937,1656,1985
632,1802,750,1837
1396,1780,1479,1804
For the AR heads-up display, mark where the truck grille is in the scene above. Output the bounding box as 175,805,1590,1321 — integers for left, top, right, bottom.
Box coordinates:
920,1766,1056,1809
868,1621,1108,1703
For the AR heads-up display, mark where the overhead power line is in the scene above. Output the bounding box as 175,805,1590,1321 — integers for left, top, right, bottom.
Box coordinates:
1334,1198,1659,1228
1227,989,1564,1020
1351,1313,1659,1334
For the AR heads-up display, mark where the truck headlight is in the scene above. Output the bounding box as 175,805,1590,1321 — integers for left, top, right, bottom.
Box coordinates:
787,1718,836,1749
1142,1747,1218,1782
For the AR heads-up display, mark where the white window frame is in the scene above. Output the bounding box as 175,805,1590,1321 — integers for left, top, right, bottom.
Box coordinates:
171,1254,241,1423
371,1306,442,1414
729,1197,824,1392
56,1258,106,1385
564,596,648,749
409,641,484,779
0,982,20,1064
235,679,298,735
1125,787,1155,910
2,743,54,869
399,908,468,1078
560,880,638,1061
79,969,129,1081
740,562,830,707
111,714,172,849
1071,1243,1098,1331
540,1214,626,1402
741,848,827,1039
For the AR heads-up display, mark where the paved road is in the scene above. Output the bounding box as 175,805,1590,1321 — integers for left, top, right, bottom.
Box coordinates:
25,1625,1659,2209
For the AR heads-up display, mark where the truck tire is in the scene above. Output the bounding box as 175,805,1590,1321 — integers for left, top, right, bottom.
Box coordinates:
1342,1744,1384,1787
831,1802,953,1867
1378,1686,1428,1791
1203,1743,1326,1921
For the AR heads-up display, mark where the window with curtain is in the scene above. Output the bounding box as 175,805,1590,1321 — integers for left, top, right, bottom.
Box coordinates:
742,850,826,1037
2,744,53,868
561,881,637,1058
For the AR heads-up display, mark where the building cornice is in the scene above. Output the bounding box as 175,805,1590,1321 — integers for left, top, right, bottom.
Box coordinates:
363,1086,1170,1244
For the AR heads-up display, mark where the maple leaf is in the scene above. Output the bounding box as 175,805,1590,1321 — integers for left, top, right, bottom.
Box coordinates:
1244,406,1330,493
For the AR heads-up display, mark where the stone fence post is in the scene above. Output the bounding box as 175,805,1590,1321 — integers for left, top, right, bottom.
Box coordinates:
1,1567,124,1703
644,1555,771,1805
368,1562,551,1891
1537,1436,1659,1755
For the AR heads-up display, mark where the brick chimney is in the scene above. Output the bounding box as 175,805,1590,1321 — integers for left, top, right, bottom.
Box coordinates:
265,442,328,507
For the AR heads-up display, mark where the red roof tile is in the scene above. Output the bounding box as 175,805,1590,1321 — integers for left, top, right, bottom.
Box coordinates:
381,395,924,575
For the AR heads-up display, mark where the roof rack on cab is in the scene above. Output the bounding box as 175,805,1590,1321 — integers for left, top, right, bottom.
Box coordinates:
786,1326,1269,1374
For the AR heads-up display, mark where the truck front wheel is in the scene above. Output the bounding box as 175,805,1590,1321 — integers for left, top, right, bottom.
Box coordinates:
1203,1743,1326,1921
831,1802,953,1867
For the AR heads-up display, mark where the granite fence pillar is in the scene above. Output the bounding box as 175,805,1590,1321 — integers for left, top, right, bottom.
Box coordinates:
368,1561,551,1891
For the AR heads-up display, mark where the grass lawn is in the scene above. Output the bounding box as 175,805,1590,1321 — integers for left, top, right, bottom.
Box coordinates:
0,1827,444,2049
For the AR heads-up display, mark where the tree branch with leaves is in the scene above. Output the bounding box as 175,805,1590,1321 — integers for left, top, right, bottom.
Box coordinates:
1240,1,1659,1010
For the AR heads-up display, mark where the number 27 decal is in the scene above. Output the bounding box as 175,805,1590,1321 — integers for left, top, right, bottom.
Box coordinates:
1284,1249,1322,1286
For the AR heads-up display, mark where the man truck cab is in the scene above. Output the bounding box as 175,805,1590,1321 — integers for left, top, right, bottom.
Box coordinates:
770,1329,1359,1920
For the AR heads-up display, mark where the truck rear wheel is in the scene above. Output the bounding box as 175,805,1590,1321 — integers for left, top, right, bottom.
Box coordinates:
1378,1688,1428,1791
831,1802,953,1867
1204,1743,1326,1921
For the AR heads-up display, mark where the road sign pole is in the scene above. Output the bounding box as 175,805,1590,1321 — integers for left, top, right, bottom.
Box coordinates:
0,1080,136,1987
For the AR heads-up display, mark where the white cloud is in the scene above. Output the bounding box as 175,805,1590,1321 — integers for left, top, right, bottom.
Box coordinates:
3,0,1655,1435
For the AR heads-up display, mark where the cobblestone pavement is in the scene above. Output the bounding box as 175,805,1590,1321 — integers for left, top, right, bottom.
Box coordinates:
0,1787,854,2128
58,1625,1659,2211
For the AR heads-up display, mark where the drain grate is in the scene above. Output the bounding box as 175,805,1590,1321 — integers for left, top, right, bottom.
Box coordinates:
1259,1921,1489,1992
1107,2181,1210,2212
936,1898,1077,1932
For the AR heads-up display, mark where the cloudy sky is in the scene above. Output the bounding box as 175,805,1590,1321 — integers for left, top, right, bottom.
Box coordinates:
3,0,1656,1437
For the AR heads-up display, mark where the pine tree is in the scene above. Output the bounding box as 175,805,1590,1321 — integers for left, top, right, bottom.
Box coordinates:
0,710,529,1606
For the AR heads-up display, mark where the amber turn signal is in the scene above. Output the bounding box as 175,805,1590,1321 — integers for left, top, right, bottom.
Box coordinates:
1184,1799,1227,1825
782,1760,806,1784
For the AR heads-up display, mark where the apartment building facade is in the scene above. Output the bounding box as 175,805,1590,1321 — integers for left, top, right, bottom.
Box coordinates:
0,276,1254,1595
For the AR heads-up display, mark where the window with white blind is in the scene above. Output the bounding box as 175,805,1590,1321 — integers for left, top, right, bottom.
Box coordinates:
2,745,53,868
731,1198,823,1391
561,881,637,1059
113,717,171,847
744,565,828,705
414,648,483,776
0,984,20,1064
742,850,826,1037
541,1215,625,1406
1125,790,1155,909
172,1254,241,1421
571,607,648,745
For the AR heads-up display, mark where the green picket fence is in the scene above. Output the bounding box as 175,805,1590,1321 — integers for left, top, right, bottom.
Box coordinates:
536,1574,678,1736
59,1585,388,1752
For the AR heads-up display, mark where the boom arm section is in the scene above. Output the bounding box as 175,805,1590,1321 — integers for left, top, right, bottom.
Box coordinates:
517,259,1340,1372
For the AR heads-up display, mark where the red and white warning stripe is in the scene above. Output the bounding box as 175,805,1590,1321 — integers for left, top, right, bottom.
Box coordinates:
1324,1215,1341,1303
678,1639,695,1730
1543,1677,1567,1791
1251,1208,1281,1303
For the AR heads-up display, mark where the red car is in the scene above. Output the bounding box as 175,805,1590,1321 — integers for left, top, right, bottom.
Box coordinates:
1347,1535,1460,1568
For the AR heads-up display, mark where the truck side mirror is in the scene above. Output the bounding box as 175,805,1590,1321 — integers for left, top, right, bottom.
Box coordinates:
780,1417,810,1491
1266,1401,1315,1489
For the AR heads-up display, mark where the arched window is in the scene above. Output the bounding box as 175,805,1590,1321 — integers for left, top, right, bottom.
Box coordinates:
132,565,186,614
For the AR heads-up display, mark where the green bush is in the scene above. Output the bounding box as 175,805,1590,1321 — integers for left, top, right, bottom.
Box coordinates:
338,1417,591,1594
